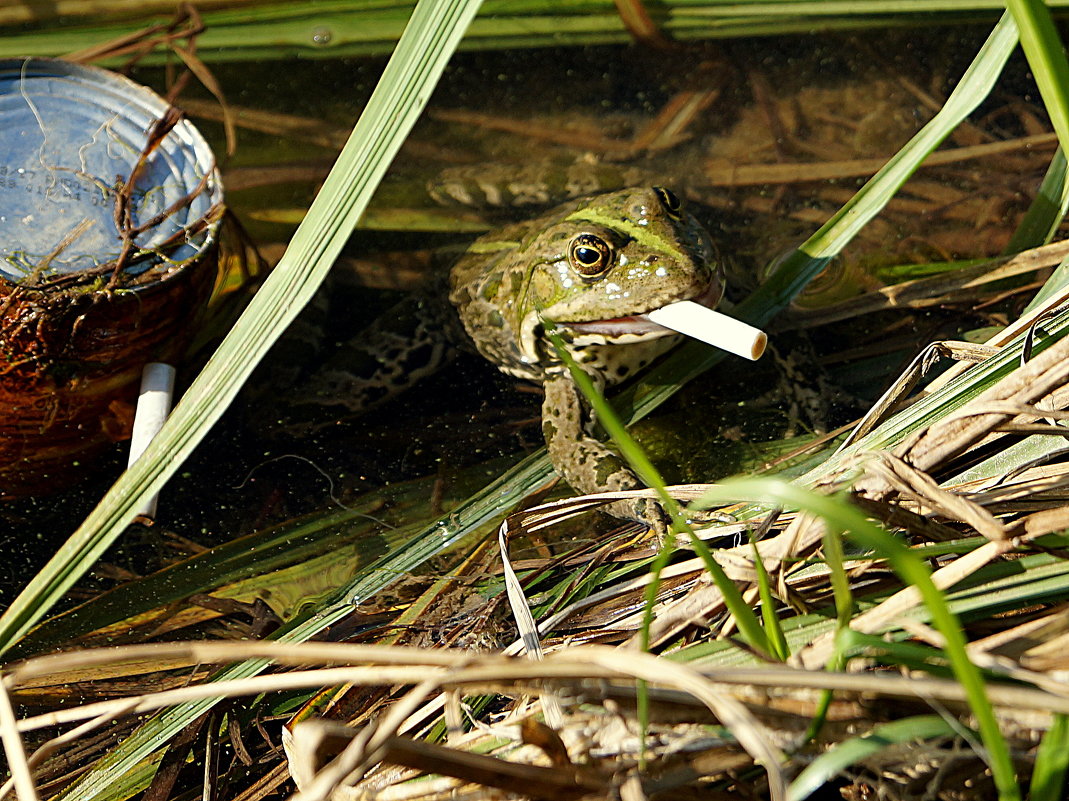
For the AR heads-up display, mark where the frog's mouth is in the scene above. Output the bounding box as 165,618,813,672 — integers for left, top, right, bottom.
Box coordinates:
565,281,722,340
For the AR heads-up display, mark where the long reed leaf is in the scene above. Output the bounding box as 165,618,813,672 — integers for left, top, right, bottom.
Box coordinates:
1002,1,1069,252
0,0,482,661
0,1,1041,62
3,2,484,798
788,715,959,801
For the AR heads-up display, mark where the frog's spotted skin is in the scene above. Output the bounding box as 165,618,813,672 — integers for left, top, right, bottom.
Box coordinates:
449,187,723,526
279,294,457,420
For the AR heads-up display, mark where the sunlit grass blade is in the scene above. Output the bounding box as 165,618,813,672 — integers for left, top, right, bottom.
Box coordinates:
1007,0,1069,150
799,524,853,743
1029,713,1069,801
788,715,959,801
617,11,1020,426
694,477,1020,801
0,0,483,661
546,326,774,659
750,538,789,661
1002,1,1069,253
4,1,485,798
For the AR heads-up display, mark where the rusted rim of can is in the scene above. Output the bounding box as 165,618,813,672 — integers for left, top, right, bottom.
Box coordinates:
0,57,224,294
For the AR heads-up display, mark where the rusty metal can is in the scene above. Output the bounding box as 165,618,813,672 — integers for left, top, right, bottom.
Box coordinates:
0,58,224,497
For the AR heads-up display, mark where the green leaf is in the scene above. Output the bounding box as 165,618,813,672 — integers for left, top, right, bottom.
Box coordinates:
22,1,485,799
1004,0,1069,251
1030,713,1069,801
788,715,959,801
0,0,484,662
751,537,790,661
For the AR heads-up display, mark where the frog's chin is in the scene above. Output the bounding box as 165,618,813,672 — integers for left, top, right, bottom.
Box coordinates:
563,282,722,342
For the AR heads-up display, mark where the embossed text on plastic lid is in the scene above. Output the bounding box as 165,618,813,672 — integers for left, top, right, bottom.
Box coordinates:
0,57,222,284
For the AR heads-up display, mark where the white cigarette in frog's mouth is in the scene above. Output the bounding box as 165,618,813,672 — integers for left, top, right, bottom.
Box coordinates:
647,301,767,361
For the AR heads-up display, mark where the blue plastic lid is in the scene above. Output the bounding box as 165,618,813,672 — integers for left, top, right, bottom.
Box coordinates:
0,58,222,284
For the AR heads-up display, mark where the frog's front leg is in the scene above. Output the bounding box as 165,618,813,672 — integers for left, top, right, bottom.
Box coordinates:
541,372,668,531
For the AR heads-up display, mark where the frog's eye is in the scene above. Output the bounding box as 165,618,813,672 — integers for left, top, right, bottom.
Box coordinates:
654,186,683,216
568,233,614,279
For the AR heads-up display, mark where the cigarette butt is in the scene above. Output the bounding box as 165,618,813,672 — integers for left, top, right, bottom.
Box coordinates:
648,301,767,361
128,362,176,521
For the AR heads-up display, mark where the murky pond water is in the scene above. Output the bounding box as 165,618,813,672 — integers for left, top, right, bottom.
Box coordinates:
0,23,1049,620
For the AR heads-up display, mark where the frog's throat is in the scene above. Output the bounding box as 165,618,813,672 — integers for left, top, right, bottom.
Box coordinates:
564,208,688,263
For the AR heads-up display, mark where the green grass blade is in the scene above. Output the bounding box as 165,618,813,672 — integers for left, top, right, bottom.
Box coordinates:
1030,713,1069,801
1007,0,1069,150
799,524,853,742
546,326,775,659
788,715,959,801
1003,1,1069,252
616,10,1020,426
0,0,484,660
695,477,1020,801
750,538,790,661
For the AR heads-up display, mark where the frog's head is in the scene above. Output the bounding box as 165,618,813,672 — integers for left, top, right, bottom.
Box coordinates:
512,187,724,362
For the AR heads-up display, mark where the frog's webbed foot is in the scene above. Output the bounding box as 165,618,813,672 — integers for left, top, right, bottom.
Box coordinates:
542,373,671,533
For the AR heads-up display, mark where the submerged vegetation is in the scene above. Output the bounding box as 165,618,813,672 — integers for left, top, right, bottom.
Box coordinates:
6,1,1069,800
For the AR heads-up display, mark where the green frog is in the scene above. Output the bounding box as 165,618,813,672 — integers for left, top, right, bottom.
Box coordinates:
448,186,723,526
271,187,725,528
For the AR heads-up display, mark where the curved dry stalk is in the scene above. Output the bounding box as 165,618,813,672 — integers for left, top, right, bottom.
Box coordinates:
4,641,472,687
857,330,1069,500
863,452,1007,541
8,639,1069,801
0,679,37,801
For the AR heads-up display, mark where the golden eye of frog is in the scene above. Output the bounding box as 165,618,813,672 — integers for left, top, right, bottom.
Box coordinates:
448,186,725,528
